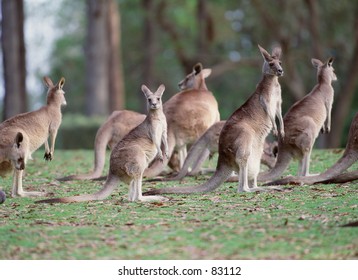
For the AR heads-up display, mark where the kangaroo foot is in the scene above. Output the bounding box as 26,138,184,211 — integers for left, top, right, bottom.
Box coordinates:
12,191,47,198
139,195,169,202
238,186,283,193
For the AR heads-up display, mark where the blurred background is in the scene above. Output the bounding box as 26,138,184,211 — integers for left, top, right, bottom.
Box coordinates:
1,0,357,149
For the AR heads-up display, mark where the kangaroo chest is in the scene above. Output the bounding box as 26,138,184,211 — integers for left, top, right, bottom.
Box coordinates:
266,83,281,119
149,118,164,141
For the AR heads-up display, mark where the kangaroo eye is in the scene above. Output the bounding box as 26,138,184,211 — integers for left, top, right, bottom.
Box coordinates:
279,62,282,66
269,62,274,67
157,97,160,101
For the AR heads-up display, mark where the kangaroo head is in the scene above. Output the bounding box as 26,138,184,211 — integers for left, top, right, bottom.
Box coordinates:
9,132,26,171
258,45,284,77
178,63,212,90
311,57,337,83
44,77,67,106
141,84,165,111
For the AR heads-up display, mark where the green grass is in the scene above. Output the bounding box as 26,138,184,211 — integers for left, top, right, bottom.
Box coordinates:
0,149,357,259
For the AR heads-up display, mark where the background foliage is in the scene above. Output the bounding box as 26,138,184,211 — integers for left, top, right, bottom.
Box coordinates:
1,0,358,148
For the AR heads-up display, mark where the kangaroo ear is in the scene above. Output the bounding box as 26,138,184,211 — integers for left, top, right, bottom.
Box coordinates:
14,132,23,148
141,84,151,97
311,58,323,68
193,63,203,75
202,69,212,79
258,44,272,62
327,57,334,67
56,77,65,90
271,47,282,59
156,84,165,97
43,77,54,88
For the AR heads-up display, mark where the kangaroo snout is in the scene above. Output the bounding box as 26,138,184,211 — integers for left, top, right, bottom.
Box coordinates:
178,81,184,89
150,103,158,109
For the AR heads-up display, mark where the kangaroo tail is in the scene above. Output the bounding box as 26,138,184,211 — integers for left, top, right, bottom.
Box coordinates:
143,161,232,195
258,143,292,182
267,113,358,186
267,149,358,185
310,150,358,182
36,174,119,203
169,135,211,181
57,172,103,181
318,170,358,184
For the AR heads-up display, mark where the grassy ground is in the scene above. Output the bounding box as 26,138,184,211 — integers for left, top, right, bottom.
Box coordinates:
0,149,357,259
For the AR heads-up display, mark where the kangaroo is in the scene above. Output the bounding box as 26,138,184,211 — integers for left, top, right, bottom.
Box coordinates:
151,121,278,182
0,77,66,197
259,57,337,183
57,65,206,182
143,63,220,178
58,110,146,181
266,112,358,186
144,45,284,196
37,84,169,203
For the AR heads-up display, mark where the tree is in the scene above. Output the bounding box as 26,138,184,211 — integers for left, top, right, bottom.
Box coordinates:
140,0,156,112
328,4,358,147
1,0,27,120
107,0,125,113
84,0,124,116
156,0,215,73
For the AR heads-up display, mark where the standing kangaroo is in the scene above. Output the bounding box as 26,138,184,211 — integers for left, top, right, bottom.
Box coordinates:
57,64,206,182
37,84,169,203
266,112,358,186
259,57,337,183
144,45,284,196
144,63,220,178
152,121,278,182
0,77,66,197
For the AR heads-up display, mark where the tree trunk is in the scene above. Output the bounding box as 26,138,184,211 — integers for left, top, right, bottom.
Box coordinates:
1,0,27,120
84,0,109,116
141,0,156,112
304,0,324,59
156,0,195,73
107,0,125,112
196,0,214,63
327,6,358,148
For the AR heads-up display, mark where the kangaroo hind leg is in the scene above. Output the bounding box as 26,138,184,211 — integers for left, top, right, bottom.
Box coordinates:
236,138,262,192
12,170,46,197
129,177,169,202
